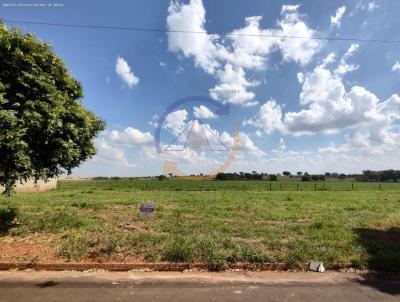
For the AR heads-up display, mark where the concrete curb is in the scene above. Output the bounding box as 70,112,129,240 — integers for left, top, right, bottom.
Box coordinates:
0,262,288,272
0,271,374,287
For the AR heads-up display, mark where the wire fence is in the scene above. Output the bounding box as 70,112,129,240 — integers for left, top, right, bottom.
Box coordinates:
58,180,400,192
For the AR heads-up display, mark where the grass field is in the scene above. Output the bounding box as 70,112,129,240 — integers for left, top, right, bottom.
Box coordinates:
0,179,399,271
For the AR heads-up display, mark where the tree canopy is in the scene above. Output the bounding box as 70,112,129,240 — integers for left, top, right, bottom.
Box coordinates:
0,22,105,194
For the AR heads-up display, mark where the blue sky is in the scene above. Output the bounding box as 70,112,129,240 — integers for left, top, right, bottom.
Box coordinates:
1,0,400,176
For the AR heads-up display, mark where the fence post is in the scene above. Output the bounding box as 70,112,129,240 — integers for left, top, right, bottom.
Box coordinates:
269,183,272,190
352,183,354,190
297,183,299,191
323,183,326,190
315,183,317,190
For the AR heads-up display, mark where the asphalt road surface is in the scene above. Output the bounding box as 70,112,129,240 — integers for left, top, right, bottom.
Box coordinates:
0,271,398,302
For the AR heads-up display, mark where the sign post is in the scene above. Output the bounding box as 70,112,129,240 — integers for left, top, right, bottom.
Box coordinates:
139,203,155,217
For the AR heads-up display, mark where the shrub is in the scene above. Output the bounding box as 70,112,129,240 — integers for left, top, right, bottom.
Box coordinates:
302,173,312,181
158,175,167,181
270,175,278,181
164,236,196,262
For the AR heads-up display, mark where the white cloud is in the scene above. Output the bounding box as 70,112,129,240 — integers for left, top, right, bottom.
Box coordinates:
115,56,139,87
281,4,300,14
163,109,188,136
193,105,217,119
392,61,400,73
109,127,153,146
297,72,305,83
276,5,321,66
344,43,359,59
245,43,400,157
238,132,266,157
368,2,379,12
243,100,283,134
93,138,133,167
219,131,266,157
167,0,321,106
349,1,379,16
167,0,220,74
331,6,346,28
334,44,359,75
284,68,377,135
318,143,350,154
321,53,336,66
209,64,257,105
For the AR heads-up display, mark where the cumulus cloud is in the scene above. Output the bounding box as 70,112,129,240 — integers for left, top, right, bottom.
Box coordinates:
219,131,266,157
209,64,257,105
392,61,400,73
243,100,283,134
109,127,153,146
245,43,400,159
167,0,321,106
160,112,265,157
276,5,320,66
163,109,188,136
93,138,133,167
331,6,346,28
193,105,217,119
115,56,139,87
167,0,220,74
284,68,377,136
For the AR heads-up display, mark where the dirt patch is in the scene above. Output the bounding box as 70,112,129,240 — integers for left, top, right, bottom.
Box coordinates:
253,218,314,225
231,237,264,244
118,221,147,232
0,235,57,263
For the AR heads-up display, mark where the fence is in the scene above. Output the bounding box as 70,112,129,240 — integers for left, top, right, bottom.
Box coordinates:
58,179,400,192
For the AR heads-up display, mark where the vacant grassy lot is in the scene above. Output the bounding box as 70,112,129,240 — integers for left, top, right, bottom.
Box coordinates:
0,179,399,271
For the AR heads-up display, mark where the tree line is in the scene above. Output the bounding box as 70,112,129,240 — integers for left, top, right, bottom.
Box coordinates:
215,170,400,182
359,170,400,182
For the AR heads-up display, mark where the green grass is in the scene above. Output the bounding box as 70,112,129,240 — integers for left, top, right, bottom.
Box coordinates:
0,179,399,271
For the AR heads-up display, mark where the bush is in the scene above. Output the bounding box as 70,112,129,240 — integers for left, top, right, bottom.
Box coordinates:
0,206,18,226
158,175,167,181
164,236,196,262
269,175,278,181
235,243,272,264
92,177,109,180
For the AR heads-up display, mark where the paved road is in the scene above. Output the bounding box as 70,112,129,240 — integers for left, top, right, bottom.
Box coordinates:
0,271,398,302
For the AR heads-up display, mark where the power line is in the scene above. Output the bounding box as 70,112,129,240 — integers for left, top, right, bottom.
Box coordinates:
4,19,400,44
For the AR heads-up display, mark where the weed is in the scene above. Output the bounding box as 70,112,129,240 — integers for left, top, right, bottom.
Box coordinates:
23,210,105,233
57,230,119,261
164,236,196,262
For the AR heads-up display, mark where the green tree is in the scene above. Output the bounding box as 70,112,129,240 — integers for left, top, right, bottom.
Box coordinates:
269,174,278,181
0,22,105,195
158,175,167,181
